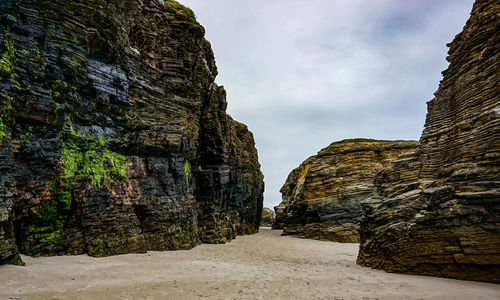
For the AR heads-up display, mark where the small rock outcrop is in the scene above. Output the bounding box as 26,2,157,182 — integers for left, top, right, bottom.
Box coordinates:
260,208,275,227
0,0,263,264
357,0,500,283
273,139,418,242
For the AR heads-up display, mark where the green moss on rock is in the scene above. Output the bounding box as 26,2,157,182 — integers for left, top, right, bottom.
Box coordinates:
165,0,197,23
61,125,128,188
21,180,72,255
184,160,191,185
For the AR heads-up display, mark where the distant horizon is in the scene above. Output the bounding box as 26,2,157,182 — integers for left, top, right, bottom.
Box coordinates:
180,0,474,209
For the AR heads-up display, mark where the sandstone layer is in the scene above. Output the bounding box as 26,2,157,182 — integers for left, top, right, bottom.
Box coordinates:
273,139,418,242
260,208,275,227
0,0,263,265
357,0,500,283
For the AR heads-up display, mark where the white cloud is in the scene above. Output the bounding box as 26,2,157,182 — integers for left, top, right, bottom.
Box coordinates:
180,0,474,208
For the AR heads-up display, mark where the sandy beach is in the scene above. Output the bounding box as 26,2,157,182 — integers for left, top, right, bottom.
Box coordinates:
1,228,498,300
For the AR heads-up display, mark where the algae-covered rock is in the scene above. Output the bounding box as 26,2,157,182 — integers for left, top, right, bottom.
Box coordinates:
0,0,263,263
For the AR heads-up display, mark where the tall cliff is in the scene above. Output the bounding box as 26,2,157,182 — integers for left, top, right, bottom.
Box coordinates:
273,139,418,242
0,0,263,265
357,0,500,283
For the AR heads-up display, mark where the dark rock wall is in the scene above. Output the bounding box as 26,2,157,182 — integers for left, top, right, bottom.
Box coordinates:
195,84,264,243
273,139,418,242
0,0,263,264
357,0,500,283
0,138,22,264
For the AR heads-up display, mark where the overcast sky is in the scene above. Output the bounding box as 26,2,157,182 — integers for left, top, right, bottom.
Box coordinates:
180,0,474,209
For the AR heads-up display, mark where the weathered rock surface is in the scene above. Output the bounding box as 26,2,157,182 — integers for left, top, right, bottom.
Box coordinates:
260,208,275,227
0,0,263,264
273,139,418,242
357,0,500,283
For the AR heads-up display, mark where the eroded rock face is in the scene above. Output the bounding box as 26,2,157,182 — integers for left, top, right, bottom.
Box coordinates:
273,139,418,242
260,208,275,227
196,88,264,243
357,0,500,283
0,0,263,264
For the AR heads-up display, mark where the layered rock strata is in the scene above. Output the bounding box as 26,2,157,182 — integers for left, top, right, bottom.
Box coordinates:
357,0,500,283
260,208,275,227
0,0,263,264
273,139,418,242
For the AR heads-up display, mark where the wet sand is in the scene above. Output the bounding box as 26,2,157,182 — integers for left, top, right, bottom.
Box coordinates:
1,228,499,299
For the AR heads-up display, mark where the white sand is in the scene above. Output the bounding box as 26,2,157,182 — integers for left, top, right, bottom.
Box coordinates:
1,228,499,300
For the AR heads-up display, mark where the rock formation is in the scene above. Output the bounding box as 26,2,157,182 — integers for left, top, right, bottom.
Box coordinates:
260,208,275,227
357,0,500,283
0,0,263,264
273,139,418,242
